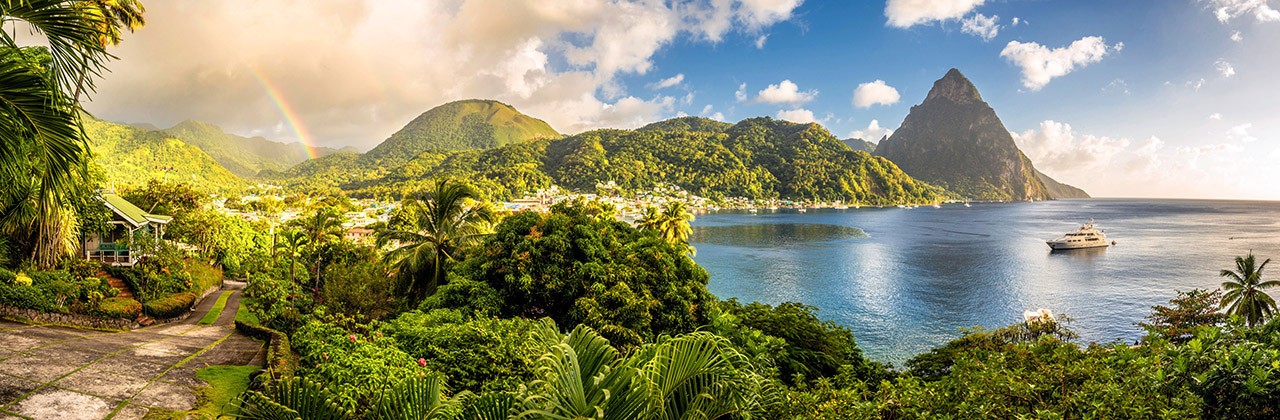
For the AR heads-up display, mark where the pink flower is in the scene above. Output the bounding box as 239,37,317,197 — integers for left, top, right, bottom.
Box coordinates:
417,358,427,367
322,353,329,361
348,334,357,342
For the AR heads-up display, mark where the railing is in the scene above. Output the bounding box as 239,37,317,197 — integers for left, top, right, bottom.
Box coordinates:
85,248,140,266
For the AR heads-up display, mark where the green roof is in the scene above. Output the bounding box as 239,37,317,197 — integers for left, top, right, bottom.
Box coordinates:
99,192,171,227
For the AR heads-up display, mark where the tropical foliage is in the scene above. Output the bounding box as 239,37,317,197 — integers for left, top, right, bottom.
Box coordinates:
376,179,496,301
1220,252,1277,326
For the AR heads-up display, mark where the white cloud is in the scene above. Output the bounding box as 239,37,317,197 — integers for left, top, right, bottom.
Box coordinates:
1011,16,1024,26
1000,36,1117,90
735,83,749,101
885,0,986,28
849,119,894,141
1231,30,1244,41
700,104,714,115
1215,59,1236,77
1210,113,1223,120
852,80,901,108
755,35,768,48
1228,123,1258,142
79,0,804,147
1188,78,1207,90
1103,79,1130,95
1208,0,1280,23
754,79,817,104
961,13,1000,41
651,73,685,89
776,108,816,123
710,112,726,121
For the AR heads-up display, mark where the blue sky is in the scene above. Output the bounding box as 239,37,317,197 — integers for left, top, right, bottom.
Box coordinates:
83,0,1280,199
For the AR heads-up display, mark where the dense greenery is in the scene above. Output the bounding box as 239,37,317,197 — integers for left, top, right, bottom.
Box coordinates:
163,119,346,178
82,116,245,192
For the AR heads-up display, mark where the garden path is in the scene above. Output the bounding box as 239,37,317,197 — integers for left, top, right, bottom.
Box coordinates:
0,284,263,419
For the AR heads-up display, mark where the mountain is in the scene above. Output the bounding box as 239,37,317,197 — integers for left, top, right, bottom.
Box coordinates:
82,117,243,191
875,69,1086,201
1034,169,1090,199
338,116,947,204
842,137,877,153
163,120,342,178
638,116,731,133
362,99,560,165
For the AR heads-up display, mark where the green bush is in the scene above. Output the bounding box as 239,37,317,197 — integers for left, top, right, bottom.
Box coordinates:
95,297,142,319
0,283,57,311
320,261,397,321
185,259,223,293
143,292,197,319
290,320,424,410
381,309,554,393
244,274,312,333
0,268,16,285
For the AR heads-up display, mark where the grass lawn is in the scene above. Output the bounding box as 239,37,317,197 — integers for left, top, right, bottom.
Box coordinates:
198,291,233,325
235,297,260,326
191,365,260,418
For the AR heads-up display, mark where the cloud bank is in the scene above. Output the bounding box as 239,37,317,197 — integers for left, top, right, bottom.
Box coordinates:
84,0,804,148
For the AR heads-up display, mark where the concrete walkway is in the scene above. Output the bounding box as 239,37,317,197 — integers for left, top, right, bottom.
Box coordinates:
0,285,264,420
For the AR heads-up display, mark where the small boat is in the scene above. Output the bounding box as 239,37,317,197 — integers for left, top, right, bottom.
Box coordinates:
932,203,942,209
1046,219,1111,250
797,208,807,213
964,202,971,208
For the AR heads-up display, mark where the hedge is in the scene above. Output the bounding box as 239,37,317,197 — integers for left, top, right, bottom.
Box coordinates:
143,292,197,319
95,297,142,319
0,282,57,312
236,320,296,383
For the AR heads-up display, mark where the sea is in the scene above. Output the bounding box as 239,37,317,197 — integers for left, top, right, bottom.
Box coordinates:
689,199,1280,365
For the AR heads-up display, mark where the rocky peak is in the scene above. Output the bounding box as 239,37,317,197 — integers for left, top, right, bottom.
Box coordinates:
923,68,983,105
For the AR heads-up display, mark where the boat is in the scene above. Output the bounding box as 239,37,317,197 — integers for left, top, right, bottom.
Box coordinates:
932,203,941,209
1046,220,1111,250
964,202,971,208
797,208,807,213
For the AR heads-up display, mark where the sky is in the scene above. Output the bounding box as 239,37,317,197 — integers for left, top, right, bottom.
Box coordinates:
70,0,1280,200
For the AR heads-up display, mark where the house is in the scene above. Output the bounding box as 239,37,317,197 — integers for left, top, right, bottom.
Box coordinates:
345,227,374,245
84,192,172,267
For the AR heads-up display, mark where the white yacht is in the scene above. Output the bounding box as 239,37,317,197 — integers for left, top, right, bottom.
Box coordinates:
1046,220,1112,250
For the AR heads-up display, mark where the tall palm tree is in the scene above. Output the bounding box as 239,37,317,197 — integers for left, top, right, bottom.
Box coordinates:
2,1,115,268
289,207,344,292
375,179,495,301
1221,252,1278,327
658,200,694,245
70,0,145,101
273,229,308,284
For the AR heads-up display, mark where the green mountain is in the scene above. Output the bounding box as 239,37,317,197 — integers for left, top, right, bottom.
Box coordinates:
638,116,731,133
842,137,877,153
163,119,342,178
875,69,1086,201
332,116,945,204
83,117,243,192
362,99,560,165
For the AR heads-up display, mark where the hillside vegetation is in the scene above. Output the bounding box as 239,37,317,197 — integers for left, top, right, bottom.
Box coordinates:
362,99,560,165
83,117,244,192
164,119,344,178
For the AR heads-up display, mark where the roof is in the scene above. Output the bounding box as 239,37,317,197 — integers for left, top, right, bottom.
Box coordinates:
98,193,172,227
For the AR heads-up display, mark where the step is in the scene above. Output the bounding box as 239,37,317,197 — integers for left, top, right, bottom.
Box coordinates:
95,269,134,299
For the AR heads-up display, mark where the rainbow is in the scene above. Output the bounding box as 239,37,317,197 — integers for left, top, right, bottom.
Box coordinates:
247,65,321,159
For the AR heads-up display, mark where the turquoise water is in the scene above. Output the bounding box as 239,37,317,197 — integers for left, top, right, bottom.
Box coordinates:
690,199,1280,364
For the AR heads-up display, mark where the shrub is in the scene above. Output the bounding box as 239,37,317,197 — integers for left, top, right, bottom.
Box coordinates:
143,292,197,319
0,283,57,312
184,259,223,293
321,261,397,321
290,320,424,410
244,274,312,334
95,297,142,319
381,309,555,393
0,268,15,285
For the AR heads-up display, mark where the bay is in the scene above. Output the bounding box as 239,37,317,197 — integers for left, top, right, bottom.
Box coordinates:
689,199,1280,365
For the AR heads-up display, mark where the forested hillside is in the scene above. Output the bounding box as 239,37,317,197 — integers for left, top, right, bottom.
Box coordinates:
164,119,343,177
362,99,560,165
83,117,244,192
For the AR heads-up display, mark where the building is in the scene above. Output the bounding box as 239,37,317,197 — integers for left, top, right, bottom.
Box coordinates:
84,192,172,267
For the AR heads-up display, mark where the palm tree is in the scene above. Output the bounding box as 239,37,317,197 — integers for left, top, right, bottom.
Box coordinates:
273,229,308,284
70,0,145,101
2,1,115,268
658,200,695,244
289,207,344,292
1220,252,1278,327
516,324,773,419
375,179,495,301
636,205,663,232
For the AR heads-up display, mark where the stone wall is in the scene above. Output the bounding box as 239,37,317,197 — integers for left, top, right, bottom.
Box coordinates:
0,304,134,331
